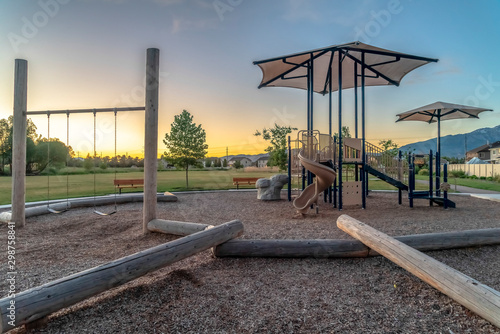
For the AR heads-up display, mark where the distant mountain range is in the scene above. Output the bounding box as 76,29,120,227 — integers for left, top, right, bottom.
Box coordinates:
399,125,500,158
212,126,500,160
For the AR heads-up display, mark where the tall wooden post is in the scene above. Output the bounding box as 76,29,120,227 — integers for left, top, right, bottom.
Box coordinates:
11,59,28,228
143,48,159,234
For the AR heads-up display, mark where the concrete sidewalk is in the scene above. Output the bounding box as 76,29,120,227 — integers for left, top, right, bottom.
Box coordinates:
415,179,500,195
449,183,500,194
471,194,500,202
415,179,500,202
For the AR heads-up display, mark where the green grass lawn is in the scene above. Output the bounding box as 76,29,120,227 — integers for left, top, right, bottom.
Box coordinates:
2,169,496,205
415,175,500,192
0,169,279,205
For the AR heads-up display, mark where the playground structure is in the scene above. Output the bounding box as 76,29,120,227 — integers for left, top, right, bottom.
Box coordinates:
289,130,337,213
293,152,336,213
254,41,441,210
287,129,455,210
9,49,162,231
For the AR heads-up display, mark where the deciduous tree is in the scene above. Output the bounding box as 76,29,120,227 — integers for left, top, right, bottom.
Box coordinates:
254,123,297,171
378,139,399,157
163,110,208,188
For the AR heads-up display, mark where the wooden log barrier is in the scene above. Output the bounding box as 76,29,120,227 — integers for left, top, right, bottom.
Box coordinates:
213,228,500,258
214,239,368,258
148,219,213,236
337,214,500,329
0,203,72,222
0,194,177,224
0,220,243,332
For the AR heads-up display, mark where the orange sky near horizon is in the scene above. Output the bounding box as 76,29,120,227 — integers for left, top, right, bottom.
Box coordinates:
1,1,499,159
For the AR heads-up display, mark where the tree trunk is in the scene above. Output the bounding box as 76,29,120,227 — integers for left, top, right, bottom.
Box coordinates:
185,165,189,188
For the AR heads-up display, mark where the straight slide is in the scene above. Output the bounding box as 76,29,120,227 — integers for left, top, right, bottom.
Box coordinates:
293,153,336,214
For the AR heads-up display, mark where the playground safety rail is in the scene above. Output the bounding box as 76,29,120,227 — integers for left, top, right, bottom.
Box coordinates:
364,141,409,186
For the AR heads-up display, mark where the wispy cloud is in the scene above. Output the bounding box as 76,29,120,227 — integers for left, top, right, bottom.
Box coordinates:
282,0,381,27
152,0,184,5
432,64,462,76
402,61,462,86
283,0,322,22
171,17,218,34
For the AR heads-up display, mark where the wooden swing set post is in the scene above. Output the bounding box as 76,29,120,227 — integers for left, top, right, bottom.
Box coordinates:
143,48,160,234
11,59,28,228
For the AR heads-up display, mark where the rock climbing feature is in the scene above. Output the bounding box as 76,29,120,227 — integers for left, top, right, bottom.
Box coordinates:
256,174,288,201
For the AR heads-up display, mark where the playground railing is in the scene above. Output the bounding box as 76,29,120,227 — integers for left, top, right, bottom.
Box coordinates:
365,141,409,185
343,138,362,162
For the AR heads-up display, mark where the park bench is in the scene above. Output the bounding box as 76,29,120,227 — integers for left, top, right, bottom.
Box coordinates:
114,179,144,194
232,177,261,190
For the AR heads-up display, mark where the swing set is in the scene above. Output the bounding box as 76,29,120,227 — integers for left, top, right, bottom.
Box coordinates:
11,48,161,231
31,107,143,216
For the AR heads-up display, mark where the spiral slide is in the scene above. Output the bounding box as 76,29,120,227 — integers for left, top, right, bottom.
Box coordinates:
293,153,337,214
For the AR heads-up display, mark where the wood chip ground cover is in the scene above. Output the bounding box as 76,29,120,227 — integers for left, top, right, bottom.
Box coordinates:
0,192,499,333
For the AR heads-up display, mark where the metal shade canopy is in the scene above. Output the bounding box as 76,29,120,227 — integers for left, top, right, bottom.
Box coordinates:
396,101,492,156
254,41,438,94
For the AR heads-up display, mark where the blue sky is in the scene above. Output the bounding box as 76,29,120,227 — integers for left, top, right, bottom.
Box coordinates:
1,0,499,157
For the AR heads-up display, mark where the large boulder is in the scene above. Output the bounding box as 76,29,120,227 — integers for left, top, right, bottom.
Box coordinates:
256,174,288,201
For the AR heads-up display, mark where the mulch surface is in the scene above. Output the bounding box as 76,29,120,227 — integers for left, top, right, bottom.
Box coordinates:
1,192,499,333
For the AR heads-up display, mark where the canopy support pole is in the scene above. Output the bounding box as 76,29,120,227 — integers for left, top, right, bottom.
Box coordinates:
309,53,314,133
328,68,332,137
338,50,343,210
306,62,311,133
354,62,358,139
354,59,359,183
328,66,337,208
305,53,314,186
361,52,367,209
436,110,441,197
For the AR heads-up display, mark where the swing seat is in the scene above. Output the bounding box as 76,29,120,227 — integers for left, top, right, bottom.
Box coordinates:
47,207,67,214
94,209,117,216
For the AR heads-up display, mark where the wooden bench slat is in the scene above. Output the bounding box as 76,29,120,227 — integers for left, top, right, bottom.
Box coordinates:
114,179,145,194
114,179,144,185
232,177,261,189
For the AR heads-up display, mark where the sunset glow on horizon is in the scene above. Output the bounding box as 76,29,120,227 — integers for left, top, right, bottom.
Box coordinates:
1,0,499,158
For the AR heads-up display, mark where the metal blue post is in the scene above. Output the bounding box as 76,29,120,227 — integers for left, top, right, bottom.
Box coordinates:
338,50,343,210
436,110,442,197
361,52,366,209
333,136,337,208
409,154,414,208
443,163,448,209
398,150,402,205
288,136,291,202
310,53,314,133
329,68,333,204
436,150,440,197
429,150,433,206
